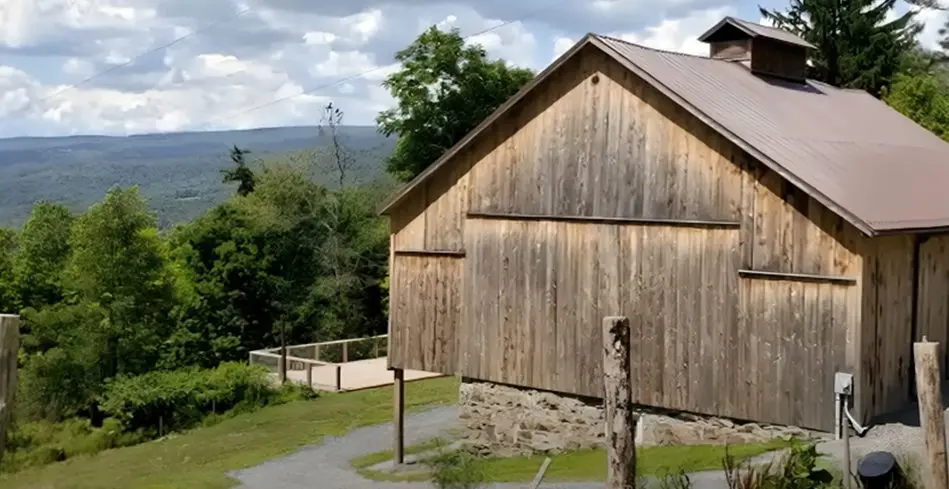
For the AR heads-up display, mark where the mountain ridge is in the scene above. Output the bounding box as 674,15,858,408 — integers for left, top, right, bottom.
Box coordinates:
0,125,395,228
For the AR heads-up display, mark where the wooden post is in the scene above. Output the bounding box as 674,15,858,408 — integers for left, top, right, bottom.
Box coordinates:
393,368,405,465
306,364,313,388
342,342,348,363
603,316,636,489
314,345,320,362
915,338,948,489
277,354,286,383
0,314,19,466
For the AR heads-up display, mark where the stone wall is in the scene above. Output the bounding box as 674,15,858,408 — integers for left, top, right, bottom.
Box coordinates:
458,379,823,456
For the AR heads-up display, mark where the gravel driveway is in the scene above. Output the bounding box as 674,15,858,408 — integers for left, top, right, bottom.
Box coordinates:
230,400,933,489
230,405,734,489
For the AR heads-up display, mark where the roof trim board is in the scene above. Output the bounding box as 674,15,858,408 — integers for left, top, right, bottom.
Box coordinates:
377,33,877,236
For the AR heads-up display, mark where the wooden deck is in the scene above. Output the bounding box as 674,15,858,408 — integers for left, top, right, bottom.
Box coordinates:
284,357,443,392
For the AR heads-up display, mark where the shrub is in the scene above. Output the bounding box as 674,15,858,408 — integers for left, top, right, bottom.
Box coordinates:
723,443,834,489
2,418,145,473
98,362,277,435
424,442,486,489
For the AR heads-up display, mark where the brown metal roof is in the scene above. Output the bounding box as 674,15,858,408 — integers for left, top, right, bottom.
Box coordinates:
379,25,949,235
697,16,816,49
597,35,949,233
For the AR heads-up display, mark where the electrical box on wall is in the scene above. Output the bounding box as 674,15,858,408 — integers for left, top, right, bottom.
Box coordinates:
834,372,853,395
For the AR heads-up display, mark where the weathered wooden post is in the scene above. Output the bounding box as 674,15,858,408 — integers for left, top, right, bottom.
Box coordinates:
603,316,636,489
914,338,948,489
393,368,405,465
0,314,21,465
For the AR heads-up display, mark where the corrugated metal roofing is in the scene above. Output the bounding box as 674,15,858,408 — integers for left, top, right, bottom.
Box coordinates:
596,34,949,233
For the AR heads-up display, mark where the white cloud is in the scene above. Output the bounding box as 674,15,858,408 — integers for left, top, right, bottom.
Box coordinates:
0,0,945,137
611,6,736,55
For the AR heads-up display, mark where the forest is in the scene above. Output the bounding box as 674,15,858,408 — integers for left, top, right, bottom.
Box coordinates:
3,0,949,472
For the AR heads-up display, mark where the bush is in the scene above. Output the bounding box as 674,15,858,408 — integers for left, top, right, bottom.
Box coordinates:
723,443,834,489
2,418,145,473
424,442,486,489
98,362,279,435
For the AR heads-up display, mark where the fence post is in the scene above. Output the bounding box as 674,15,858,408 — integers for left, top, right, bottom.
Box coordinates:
277,354,286,384
306,364,313,388
0,314,19,466
915,338,948,489
342,342,348,363
603,316,636,489
335,365,342,391
314,345,320,362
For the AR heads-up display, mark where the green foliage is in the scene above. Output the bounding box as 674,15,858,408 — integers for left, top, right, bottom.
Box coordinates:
98,362,279,435
13,202,74,311
424,443,486,489
377,26,534,181
885,71,949,139
723,443,834,489
2,418,144,473
222,146,257,196
0,228,18,312
760,0,921,97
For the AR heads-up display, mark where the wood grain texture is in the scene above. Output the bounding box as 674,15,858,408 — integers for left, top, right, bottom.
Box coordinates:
0,315,19,465
388,254,461,374
859,235,915,421
917,235,949,375
384,43,877,432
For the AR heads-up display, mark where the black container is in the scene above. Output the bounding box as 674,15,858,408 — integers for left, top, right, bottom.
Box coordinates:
857,451,902,489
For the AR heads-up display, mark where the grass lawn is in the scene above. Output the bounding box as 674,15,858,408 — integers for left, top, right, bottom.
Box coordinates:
0,376,459,489
355,438,792,483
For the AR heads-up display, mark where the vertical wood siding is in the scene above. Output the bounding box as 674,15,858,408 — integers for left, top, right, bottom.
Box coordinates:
859,236,915,420
917,234,949,374
389,253,462,374
460,216,854,430
386,44,876,431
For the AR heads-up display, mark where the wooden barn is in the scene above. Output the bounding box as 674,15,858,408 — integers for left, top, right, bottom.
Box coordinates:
380,16,949,450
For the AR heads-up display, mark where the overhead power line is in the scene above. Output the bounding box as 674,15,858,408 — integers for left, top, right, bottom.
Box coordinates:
198,4,557,129
1,5,253,120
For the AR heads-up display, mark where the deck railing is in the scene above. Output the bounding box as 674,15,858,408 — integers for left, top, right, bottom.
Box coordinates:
248,334,388,392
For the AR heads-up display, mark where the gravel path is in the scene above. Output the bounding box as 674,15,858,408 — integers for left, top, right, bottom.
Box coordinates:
229,405,735,489
231,401,939,489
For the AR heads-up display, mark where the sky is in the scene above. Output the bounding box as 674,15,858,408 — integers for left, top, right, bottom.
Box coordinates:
0,0,945,138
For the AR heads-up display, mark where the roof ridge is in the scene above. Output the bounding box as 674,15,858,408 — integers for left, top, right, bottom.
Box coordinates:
593,33,716,62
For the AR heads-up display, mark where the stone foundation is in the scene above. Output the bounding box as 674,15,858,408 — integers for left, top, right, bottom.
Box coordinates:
458,379,824,456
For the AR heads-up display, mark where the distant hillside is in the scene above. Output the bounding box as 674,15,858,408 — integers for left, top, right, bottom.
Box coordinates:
0,126,395,228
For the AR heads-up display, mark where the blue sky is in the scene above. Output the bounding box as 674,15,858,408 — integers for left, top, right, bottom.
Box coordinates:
0,0,943,138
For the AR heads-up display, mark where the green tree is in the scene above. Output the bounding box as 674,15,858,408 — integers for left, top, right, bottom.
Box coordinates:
760,0,921,96
0,228,18,312
14,201,75,310
67,187,177,378
885,71,949,139
377,26,534,181
222,146,257,196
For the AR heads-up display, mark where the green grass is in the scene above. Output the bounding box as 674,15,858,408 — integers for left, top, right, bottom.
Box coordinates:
357,438,792,483
0,376,459,489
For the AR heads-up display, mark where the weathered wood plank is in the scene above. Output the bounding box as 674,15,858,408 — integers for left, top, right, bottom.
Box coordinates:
388,254,462,374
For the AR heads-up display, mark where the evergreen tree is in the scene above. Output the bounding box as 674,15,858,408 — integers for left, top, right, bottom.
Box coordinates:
760,0,921,97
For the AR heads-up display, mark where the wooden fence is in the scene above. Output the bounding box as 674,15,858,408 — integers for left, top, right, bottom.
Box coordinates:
248,334,388,392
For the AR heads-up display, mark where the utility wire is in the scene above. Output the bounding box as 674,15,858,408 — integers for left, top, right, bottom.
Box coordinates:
1,5,254,120
198,4,557,129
